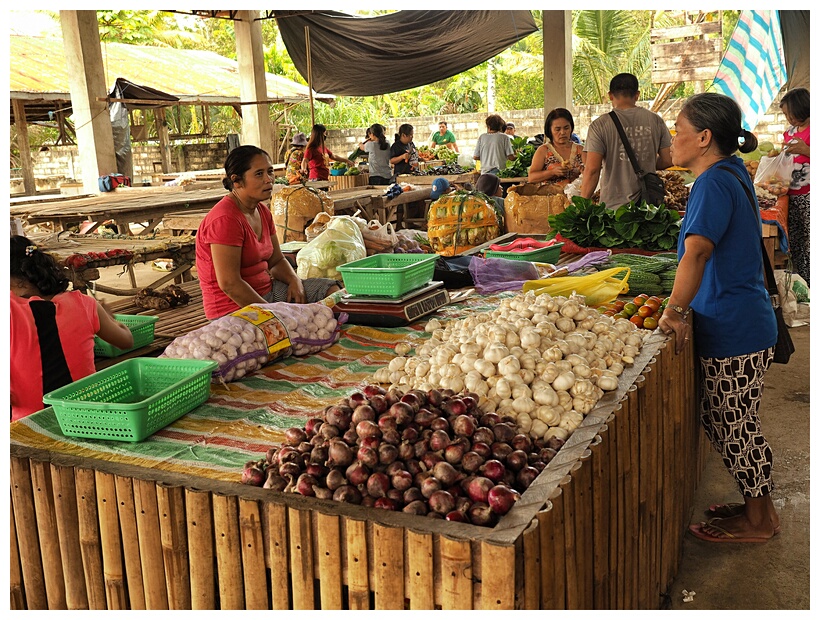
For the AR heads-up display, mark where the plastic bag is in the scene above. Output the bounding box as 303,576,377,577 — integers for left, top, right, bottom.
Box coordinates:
360,220,398,255
469,257,539,294
296,215,366,280
522,266,631,307
753,151,793,196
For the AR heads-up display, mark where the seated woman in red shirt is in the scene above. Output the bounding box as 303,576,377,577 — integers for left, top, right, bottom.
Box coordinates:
301,123,354,181
195,145,342,320
10,237,134,421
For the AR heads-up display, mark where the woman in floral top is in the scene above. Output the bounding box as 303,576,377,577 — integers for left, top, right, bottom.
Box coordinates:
284,132,308,185
528,108,585,188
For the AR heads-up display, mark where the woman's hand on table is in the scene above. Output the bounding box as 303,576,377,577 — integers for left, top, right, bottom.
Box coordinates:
658,308,691,354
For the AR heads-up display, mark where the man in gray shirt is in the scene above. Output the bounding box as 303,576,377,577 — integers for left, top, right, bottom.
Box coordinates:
580,73,673,209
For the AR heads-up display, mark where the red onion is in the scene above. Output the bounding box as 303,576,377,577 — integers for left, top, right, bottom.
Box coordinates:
461,451,485,474
361,495,376,508
242,464,266,486
516,466,539,490
432,461,460,487
467,502,496,526
403,500,428,515
400,392,422,413
473,427,495,445
284,427,307,446
447,484,463,498
310,434,326,447
325,405,353,429
488,485,520,515
421,452,444,471
327,439,354,468
369,394,389,414
348,391,368,408
511,434,533,452
325,468,346,491
444,443,466,465
493,423,516,444
366,472,390,498
343,428,359,445
465,476,495,503
320,423,340,440
445,510,468,522
479,413,501,427
505,450,529,472
403,487,424,504
430,417,451,432
539,447,558,464
352,404,376,425
386,488,404,504
377,414,397,431
391,470,413,491
414,438,431,459
357,446,379,468
313,486,334,500
461,395,478,413
360,435,381,451
310,446,328,464
532,461,546,473
441,388,456,398
429,490,456,515
387,401,413,426
385,461,405,477
304,417,323,437
420,476,442,499
414,408,437,428
333,485,362,504
374,497,399,511
546,436,566,452
356,420,381,440
430,429,451,452
306,463,328,479
405,459,422,476
451,415,476,437
480,460,506,483
363,384,386,399
277,446,300,465
426,389,444,407
345,462,370,486
398,441,415,461
441,398,467,417
408,389,429,407
297,441,313,454
265,447,278,464
491,442,514,462
401,426,419,443
278,462,303,479
381,428,401,446
378,443,399,465
386,387,404,405
263,472,288,491
454,496,472,515
295,474,318,496
471,441,492,459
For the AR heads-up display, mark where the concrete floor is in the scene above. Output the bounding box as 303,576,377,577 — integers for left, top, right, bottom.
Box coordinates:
93,263,812,610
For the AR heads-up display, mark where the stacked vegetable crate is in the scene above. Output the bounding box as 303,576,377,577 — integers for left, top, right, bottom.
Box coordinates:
597,253,679,297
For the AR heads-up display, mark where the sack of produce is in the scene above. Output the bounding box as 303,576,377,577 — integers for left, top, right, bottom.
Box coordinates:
753,150,793,196
160,302,346,382
504,183,569,235
296,215,366,279
426,190,502,256
360,219,399,255
271,186,334,243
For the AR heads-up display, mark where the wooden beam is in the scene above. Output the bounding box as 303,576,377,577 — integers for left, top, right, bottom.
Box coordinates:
12,99,36,196
154,108,173,174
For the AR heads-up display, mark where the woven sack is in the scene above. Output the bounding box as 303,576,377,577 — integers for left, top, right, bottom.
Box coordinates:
271,186,333,243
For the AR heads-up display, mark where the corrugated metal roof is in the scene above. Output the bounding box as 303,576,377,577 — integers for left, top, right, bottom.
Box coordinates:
10,34,334,105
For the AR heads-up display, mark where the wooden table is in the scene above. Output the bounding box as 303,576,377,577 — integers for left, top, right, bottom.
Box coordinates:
329,186,432,228
396,172,479,186
36,233,197,295
19,187,228,236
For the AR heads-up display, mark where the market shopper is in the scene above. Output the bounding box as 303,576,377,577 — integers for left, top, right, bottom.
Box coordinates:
364,123,393,185
429,121,459,152
284,132,308,185
10,236,134,421
580,72,672,208
659,92,780,544
505,122,516,138
196,145,341,320
528,108,585,187
473,114,515,175
780,87,810,286
390,123,419,177
301,123,354,182
475,172,505,219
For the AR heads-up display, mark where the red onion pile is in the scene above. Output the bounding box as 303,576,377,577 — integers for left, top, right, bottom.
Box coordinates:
241,385,565,528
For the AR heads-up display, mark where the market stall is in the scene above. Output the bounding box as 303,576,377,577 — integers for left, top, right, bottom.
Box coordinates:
9,284,702,610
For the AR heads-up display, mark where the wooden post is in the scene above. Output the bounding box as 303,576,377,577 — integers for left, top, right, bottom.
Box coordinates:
238,498,268,610
288,507,315,610
157,484,192,610
372,524,404,609
590,428,611,609
264,502,290,610
521,518,541,609
133,479,169,609
185,489,216,610
212,493,244,609
406,529,434,610
315,512,343,610
305,26,315,128
439,535,473,609
12,99,36,196
479,541,515,610
10,498,26,609
113,475,146,610
30,460,67,609
154,108,173,174
50,464,90,610
344,519,370,610
10,457,47,610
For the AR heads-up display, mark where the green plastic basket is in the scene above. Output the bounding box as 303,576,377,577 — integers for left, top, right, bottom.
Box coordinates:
337,253,438,298
43,358,217,442
484,242,564,263
94,314,159,357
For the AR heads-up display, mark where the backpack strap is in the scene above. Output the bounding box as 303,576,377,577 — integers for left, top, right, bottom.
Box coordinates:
609,111,646,178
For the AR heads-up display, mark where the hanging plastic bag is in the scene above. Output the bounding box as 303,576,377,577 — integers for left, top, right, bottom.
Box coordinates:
296,215,366,280
522,266,631,307
753,151,794,196
360,220,399,255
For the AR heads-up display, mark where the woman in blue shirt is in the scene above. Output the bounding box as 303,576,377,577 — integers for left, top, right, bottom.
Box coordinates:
659,93,779,544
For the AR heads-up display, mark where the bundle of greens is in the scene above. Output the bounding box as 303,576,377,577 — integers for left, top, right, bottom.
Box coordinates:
497,140,536,178
547,196,681,251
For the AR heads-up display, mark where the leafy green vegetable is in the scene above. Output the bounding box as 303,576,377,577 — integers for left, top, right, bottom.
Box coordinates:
547,196,681,251
497,144,536,178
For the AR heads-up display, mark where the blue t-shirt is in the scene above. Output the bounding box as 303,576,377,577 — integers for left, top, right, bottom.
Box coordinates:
679,155,777,358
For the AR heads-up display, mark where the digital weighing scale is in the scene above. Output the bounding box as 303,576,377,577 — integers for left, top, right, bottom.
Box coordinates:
333,281,450,328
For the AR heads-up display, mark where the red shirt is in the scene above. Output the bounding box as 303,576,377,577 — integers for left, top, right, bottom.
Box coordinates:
303,145,334,181
10,290,100,421
783,125,810,196
195,195,276,319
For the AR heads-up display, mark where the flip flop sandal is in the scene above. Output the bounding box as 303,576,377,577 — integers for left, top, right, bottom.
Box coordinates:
704,504,782,534
688,521,774,544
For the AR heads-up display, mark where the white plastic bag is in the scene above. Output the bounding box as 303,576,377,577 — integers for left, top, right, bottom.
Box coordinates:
753,151,793,196
296,215,366,279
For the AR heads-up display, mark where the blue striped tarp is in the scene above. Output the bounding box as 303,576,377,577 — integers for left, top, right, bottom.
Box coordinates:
712,11,787,131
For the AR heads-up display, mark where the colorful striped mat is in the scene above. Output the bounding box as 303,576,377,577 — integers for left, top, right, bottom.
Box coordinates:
10,293,500,484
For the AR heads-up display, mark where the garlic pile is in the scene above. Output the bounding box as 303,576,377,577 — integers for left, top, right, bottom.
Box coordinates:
372,291,649,441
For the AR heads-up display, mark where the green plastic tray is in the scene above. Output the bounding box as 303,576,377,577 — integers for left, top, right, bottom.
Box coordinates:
337,253,438,298
484,242,564,263
43,358,217,442
94,314,158,357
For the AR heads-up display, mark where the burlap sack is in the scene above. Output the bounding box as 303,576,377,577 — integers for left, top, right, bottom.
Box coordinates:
271,186,334,243
504,183,569,235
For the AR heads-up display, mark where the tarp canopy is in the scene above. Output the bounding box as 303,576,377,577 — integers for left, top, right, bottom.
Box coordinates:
108,77,179,109
778,10,810,90
274,10,539,96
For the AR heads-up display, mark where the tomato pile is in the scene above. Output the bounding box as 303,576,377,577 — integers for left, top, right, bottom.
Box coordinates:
597,294,669,330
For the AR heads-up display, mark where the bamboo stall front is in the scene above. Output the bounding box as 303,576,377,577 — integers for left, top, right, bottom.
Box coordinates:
10,298,703,610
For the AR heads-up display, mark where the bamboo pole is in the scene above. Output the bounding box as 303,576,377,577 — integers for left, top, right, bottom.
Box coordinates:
50,464,89,609
315,512,343,610
590,428,611,609
90,468,128,609
521,518,541,609
305,26,315,128
562,464,580,610
345,519,370,610
157,484,192,610
627,378,643,609
264,502,290,610
133,478,169,609
11,457,47,610
479,541,515,610
10,492,26,610
439,535,473,610
73,468,109,609
373,523,404,610
29,459,67,609
113,475,146,610
405,529,434,610
288,506,315,610
212,493,244,609
238,498,268,610
185,489,215,610
574,451,594,609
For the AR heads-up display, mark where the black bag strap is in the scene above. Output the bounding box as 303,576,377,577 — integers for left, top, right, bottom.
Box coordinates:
608,111,646,177
718,164,780,302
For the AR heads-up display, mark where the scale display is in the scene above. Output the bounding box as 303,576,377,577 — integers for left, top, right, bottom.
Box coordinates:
334,282,450,328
